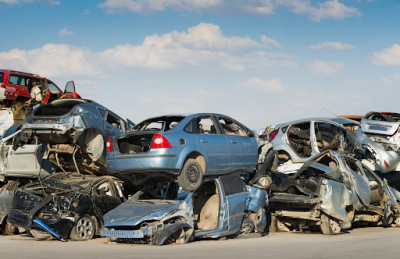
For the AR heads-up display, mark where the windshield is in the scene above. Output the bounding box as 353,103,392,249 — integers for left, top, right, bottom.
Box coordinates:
133,116,185,132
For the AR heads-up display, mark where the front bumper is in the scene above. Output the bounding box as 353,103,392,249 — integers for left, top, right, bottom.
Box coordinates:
100,226,154,239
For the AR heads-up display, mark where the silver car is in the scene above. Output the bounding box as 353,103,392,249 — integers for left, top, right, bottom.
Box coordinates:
355,112,400,174
270,118,355,167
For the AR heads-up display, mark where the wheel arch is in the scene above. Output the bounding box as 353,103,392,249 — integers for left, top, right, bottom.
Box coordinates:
178,151,206,173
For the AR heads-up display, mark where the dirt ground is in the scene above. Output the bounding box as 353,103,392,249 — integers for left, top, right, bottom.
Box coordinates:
1,226,400,259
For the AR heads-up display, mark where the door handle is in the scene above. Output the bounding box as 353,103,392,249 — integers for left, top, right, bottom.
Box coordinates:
200,139,208,143
230,140,237,144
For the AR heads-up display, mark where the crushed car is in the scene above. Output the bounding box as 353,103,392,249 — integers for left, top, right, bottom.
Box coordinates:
266,150,400,235
22,99,130,175
269,118,356,174
106,113,270,191
0,70,80,124
7,172,126,241
355,112,400,173
100,175,268,245
0,181,19,235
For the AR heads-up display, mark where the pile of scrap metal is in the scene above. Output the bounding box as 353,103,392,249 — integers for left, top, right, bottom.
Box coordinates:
264,150,400,235
8,172,126,241
354,112,400,189
100,175,269,245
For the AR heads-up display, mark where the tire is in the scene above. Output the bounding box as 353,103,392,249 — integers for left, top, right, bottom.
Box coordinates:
177,158,203,191
69,214,96,241
152,222,192,246
320,213,341,235
240,217,255,234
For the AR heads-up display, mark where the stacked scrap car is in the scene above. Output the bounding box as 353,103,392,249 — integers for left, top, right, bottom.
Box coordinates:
106,113,271,191
354,112,400,188
8,172,126,241
22,99,131,175
266,150,400,235
100,175,268,245
269,118,356,174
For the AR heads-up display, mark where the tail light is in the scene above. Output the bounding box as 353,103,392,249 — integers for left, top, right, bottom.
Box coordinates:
269,129,279,141
384,160,390,168
106,137,113,152
151,133,172,149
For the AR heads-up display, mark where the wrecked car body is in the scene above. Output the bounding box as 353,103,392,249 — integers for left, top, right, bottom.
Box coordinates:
355,112,400,175
22,99,128,175
8,172,126,241
0,180,20,235
100,175,268,245
106,113,261,191
269,118,356,173
267,150,371,234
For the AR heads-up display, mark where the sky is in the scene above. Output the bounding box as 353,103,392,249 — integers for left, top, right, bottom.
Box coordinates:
0,0,399,131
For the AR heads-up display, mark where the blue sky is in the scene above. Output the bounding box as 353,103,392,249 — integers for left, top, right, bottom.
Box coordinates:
0,0,399,130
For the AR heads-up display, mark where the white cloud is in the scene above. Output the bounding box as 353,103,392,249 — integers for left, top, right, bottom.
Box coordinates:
99,0,360,21
0,23,295,77
99,0,223,13
0,44,99,77
308,41,355,50
276,0,361,21
260,35,282,48
306,60,344,76
238,77,287,93
58,28,73,36
372,44,400,66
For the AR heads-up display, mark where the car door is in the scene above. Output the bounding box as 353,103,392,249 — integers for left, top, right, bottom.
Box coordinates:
104,110,125,138
216,116,258,171
92,179,123,215
63,81,80,98
193,116,229,173
219,175,248,233
342,157,371,206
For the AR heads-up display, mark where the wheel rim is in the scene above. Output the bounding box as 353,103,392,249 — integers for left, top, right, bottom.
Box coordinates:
76,217,94,239
187,166,200,184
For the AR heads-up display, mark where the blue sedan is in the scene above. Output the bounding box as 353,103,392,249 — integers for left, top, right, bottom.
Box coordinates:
106,113,259,190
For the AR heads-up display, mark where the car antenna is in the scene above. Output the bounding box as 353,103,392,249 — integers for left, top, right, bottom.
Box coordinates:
323,107,339,118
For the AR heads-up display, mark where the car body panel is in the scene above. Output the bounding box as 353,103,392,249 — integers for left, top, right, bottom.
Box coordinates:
100,175,268,244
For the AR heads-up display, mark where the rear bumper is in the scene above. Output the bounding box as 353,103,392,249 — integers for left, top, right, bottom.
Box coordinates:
107,154,180,175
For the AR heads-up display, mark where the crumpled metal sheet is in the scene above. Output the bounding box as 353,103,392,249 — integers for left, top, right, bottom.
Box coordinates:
319,178,356,223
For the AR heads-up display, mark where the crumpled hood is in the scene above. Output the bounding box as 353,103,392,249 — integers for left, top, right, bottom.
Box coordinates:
103,200,179,227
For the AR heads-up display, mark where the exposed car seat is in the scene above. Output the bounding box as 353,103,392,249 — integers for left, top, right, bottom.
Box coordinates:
197,194,219,231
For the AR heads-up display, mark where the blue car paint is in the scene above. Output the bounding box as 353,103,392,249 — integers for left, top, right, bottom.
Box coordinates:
106,113,258,177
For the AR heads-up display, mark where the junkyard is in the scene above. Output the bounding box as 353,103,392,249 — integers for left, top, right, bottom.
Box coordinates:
1,1,400,258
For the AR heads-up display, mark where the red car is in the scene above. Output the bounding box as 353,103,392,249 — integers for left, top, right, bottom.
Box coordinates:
0,69,79,104
0,69,80,123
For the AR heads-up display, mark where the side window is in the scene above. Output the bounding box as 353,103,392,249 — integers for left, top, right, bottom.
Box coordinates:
343,158,363,176
0,72,4,84
220,175,246,196
8,74,28,86
47,81,62,94
315,122,341,152
287,122,311,157
106,112,123,130
184,119,198,134
198,117,218,134
217,117,249,137
98,107,106,117
95,181,114,196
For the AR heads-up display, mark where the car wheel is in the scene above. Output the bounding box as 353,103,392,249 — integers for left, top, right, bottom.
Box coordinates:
240,217,255,234
177,158,203,191
4,222,17,236
152,222,192,246
320,213,341,235
70,214,96,241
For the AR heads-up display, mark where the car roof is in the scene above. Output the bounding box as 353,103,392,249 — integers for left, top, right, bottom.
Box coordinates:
0,69,41,77
275,117,344,128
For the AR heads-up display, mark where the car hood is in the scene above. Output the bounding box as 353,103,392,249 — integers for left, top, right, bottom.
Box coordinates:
103,200,180,227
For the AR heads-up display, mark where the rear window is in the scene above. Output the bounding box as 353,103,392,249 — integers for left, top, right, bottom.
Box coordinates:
0,72,4,84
